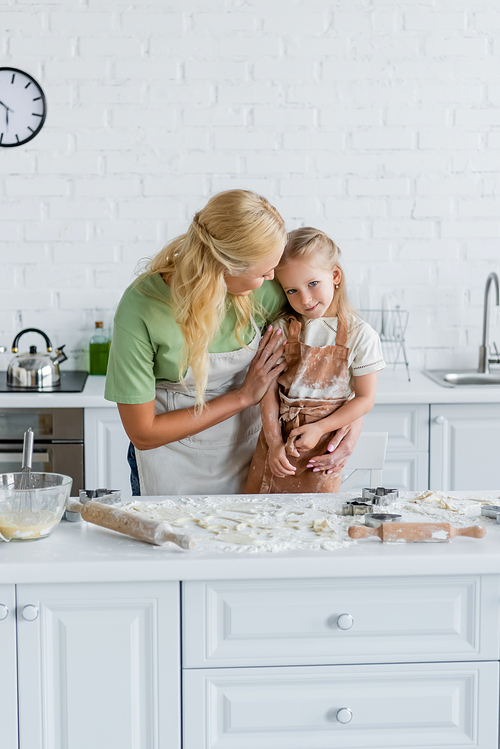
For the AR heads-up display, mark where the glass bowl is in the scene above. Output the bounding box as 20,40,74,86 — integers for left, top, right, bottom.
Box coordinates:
0,472,73,541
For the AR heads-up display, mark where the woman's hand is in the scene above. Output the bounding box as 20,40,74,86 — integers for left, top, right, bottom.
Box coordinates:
269,443,296,478
287,422,324,453
238,325,286,407
306,417,363,474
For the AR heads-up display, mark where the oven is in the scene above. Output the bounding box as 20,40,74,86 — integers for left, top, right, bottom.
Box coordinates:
0,408,84,493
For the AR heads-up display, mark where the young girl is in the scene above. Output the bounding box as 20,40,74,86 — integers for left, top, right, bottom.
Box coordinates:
244,227,385,494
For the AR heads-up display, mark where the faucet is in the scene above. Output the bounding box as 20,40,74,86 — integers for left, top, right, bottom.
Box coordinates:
478,272,500,373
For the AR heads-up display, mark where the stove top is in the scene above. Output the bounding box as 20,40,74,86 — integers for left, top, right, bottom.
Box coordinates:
0,370,89,393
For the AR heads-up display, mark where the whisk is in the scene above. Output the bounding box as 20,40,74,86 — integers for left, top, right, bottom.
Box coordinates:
19,428,35,509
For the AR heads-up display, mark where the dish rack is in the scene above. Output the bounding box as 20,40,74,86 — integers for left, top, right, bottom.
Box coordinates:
359,307,410,381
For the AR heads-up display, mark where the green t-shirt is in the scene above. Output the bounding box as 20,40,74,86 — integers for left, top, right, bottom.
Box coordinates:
104,274,286,404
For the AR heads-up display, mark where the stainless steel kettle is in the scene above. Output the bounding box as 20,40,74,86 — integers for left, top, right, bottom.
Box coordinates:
7,328,68,390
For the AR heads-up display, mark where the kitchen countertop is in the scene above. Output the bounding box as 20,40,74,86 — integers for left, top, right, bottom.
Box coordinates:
0,374,108,408
376,368,500,404
2,491,500,584
1,369,500,409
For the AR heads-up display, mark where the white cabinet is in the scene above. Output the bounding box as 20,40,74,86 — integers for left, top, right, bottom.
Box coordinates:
351,404,429,491
85,406,131,495
182,576,500,749
184,662,499,749
11,581,180,749
430,403,500,491
0,584,18,749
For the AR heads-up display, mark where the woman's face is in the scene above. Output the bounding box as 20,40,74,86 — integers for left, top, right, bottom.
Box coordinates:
224,247,284,296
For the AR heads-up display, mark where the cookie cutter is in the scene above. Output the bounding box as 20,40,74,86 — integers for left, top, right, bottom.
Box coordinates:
362,487,399,505
364,513,402,528
481,505,500,520
342,486,400,516
341,501,374,516
64,488,122,522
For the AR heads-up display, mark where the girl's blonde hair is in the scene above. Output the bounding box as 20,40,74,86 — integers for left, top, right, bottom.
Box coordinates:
143,190,286,406
278,227,357,328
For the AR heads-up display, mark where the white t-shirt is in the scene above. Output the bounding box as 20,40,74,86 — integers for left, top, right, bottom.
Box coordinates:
275,313,385,397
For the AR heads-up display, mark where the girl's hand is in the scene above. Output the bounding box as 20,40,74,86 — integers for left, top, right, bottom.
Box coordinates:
288,422,324,452
269,443,296,477
306,418,363,474
238,326,286,407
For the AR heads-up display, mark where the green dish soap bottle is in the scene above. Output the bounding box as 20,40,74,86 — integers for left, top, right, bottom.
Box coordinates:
89,321,110,375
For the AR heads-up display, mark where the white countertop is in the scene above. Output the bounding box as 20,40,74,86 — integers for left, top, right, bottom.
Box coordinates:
1,369,500,409
375,368,500,404
2,491,500,584
0,375,109,408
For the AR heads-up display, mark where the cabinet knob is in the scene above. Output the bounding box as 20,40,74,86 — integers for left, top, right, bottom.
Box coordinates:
22,605,39,621
0,604,8,620
336,708,353,724
435,415,445,424
337,613,354,630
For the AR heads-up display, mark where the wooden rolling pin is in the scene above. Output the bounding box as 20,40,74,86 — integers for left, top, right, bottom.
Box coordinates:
67,499,195,549
349,522,486,543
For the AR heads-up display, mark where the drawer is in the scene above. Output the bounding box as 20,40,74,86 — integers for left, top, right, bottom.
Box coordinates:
183,661,499,749
182,576,500,667
363,404,429,452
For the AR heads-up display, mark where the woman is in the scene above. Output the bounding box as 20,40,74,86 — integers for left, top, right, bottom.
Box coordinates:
104,190,361,495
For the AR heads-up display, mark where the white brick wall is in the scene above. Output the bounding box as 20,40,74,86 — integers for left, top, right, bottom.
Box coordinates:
1,0,499,375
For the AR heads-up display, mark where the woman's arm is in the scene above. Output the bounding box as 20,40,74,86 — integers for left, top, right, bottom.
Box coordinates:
118,326,286,450
307,417,363,474
289,372,377,450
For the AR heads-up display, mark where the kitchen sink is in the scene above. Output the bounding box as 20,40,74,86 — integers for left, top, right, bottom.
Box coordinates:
423,369,500,387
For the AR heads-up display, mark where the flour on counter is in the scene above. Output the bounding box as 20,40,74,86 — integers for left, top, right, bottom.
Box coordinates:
120,495,354,553
409,490,500,516
118,491,498,554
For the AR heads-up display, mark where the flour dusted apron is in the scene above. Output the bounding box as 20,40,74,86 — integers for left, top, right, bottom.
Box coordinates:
135,323,262,496
244,315,352,494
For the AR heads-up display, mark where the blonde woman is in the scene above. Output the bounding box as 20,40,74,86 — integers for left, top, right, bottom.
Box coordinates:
105,192,362,496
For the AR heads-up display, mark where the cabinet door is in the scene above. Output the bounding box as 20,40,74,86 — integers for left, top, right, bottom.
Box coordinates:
351,404,429,490
430,403,500,491
362,404,429,452
344,452,428,492
17,581,180,749
0,584,18,749
84,406,131,496
184,662,499,749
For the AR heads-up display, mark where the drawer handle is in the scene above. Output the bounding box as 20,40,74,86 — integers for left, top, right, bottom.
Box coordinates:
0,604,8,620
435,415,445,425
21,605,39,621
337,613,354,630
336,708,353,724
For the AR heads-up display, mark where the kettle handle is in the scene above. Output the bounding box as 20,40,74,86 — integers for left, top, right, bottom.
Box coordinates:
12,328,53,354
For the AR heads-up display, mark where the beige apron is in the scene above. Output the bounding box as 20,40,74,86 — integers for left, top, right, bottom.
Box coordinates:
135,322,262,496
244,315,351,494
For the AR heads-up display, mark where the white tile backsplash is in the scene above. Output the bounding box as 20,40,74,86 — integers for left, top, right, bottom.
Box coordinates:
1,0,499,372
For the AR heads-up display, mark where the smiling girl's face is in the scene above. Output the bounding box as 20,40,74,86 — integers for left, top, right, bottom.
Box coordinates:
276,259,342,320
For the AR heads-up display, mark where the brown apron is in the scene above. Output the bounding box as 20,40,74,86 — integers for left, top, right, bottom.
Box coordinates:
244,315,352,494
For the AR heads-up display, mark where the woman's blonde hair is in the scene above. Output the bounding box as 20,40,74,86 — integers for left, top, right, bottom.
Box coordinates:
143,190,286,406
277,227,357,328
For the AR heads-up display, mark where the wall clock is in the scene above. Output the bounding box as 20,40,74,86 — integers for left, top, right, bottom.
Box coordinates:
0,67,47,147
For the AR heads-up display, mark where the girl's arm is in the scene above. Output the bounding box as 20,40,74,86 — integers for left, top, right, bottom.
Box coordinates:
118,327,285,450
260,377,297,477
289,372,377,450
260,380,283,448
